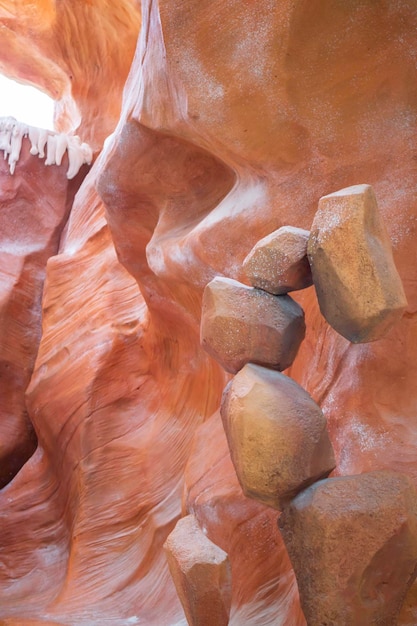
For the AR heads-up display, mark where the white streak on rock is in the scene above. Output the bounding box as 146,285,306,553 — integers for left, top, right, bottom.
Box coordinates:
28,125,49,158
45,133,57,165
64,136,92,179
55,134,68,166
0,116,92,179
0,116,13,152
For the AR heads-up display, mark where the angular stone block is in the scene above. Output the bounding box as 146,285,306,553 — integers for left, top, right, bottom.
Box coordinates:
220,363,335,509
243,226,313,295
279,471,417,626
164,514,232,626
200,276,305,373
307,184,407,342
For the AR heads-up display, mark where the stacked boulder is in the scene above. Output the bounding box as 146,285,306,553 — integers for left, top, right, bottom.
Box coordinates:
165,184,415,626
221,363,335,510
308,184,407,342
243,225,313,296
201,222,337,515
200,276,305,374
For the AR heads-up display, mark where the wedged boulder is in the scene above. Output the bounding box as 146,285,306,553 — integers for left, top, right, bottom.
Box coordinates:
220,363,335,509
164,514,232,626
307,184,407,342
200,276,305,373
243,226,313,295
279,471,417,626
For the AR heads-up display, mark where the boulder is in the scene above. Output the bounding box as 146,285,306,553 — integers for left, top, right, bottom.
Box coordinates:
221,363,335,509
279,471,417,626
4,0,417,624
307,184,407,342
243,226,313,295
200,276,305,373
164,514,232,626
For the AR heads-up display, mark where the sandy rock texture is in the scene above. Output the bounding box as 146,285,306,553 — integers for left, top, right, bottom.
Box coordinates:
308,184,407,342
221,363,335,509
279,471,417,626
201,277,305,373
164,514,232,626
243,226,312,295
0,1,416,625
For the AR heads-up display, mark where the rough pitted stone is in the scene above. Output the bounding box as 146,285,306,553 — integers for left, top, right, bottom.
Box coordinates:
243,226,313,295
308,184,407,343
220,363,335,509
164,514,232,626
200,276,305,373
279,471,417,626
4,1,417,624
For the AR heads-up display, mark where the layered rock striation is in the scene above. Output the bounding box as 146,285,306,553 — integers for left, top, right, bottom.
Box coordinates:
0,129,90,489
0,1,416,625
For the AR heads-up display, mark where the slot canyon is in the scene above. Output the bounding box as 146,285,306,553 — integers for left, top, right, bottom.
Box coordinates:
0,1,417,625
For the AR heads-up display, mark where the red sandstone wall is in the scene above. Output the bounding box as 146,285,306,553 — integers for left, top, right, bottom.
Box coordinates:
0,1,417,624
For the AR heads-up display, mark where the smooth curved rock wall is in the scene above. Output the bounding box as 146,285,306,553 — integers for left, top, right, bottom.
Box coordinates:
0,1,417,624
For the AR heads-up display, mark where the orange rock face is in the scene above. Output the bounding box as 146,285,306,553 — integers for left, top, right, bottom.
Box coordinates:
0,138,88,488
0,1,141,148
0,1,417,625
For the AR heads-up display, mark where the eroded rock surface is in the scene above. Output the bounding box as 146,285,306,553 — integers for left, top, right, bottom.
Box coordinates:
221,363,335,509
201,277,305,373
0,1,417,625
279,471,417,626
243,226,313,295
164,514,232,626
0,1,141,148
308,184,407,342
0,134,88,488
